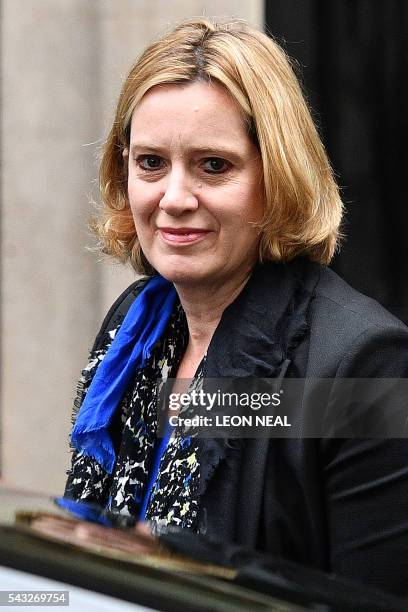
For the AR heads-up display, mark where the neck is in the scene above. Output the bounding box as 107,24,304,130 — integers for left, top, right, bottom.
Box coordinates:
174,267,254,358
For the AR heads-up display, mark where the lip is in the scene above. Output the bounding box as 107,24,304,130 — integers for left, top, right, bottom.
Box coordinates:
158,227,211,245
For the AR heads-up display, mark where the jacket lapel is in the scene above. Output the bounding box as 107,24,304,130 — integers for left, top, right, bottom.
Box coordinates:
197,259,320,502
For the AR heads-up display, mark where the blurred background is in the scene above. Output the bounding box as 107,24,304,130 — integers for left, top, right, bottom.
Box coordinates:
0,1,406,494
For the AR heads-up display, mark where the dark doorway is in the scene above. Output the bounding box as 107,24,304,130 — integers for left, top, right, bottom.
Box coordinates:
265,0,408,324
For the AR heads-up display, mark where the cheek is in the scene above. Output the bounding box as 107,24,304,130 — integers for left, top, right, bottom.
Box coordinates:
245,178,265,219
229,187,264,225
228,173,264,216
128,181,159,221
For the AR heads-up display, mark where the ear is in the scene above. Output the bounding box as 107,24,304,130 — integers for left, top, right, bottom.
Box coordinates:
122,147,129,158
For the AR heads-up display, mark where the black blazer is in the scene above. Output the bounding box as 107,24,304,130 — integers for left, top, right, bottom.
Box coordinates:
192,260,408,597
72,259,408,596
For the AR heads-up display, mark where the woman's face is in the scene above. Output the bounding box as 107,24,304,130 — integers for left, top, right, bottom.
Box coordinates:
127,81,264,288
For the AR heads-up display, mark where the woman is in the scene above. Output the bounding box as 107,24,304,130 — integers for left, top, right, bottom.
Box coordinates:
64,18,408,595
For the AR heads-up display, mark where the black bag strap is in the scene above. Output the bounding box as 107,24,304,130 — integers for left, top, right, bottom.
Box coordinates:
91,277,149,353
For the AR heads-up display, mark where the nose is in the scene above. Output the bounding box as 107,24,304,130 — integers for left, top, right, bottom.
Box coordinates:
159,169,199,216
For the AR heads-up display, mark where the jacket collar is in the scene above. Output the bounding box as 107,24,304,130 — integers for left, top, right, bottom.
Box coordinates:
197,258,321,497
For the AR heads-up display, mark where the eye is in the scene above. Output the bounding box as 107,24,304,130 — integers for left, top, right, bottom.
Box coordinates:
202,157,230,173
136,155,165,171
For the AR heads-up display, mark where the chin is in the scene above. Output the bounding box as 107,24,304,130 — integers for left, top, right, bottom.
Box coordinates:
146,246,233,287
157,268,205,286
152,258,213,286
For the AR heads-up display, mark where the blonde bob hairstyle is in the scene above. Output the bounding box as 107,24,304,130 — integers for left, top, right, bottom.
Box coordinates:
96,17,343,273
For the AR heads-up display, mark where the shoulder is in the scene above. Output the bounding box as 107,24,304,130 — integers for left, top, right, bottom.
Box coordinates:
303,264,408,376
70,277,151,421
314,265,405,331
91,277,150,353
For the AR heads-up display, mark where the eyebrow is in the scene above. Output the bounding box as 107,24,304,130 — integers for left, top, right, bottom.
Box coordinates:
129,142,245,160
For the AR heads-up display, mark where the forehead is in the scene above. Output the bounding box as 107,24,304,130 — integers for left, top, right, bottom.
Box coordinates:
129,81,250,148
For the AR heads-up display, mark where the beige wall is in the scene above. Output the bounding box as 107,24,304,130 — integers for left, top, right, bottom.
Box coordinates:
0,0,263,494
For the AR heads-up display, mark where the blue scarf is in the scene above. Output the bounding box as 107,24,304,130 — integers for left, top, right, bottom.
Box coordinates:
71,275,177,474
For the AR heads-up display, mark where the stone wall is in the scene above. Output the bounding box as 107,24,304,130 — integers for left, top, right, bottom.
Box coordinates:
0,0,262,493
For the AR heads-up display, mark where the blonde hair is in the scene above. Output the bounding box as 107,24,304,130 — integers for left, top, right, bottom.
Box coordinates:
95,17,343,273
